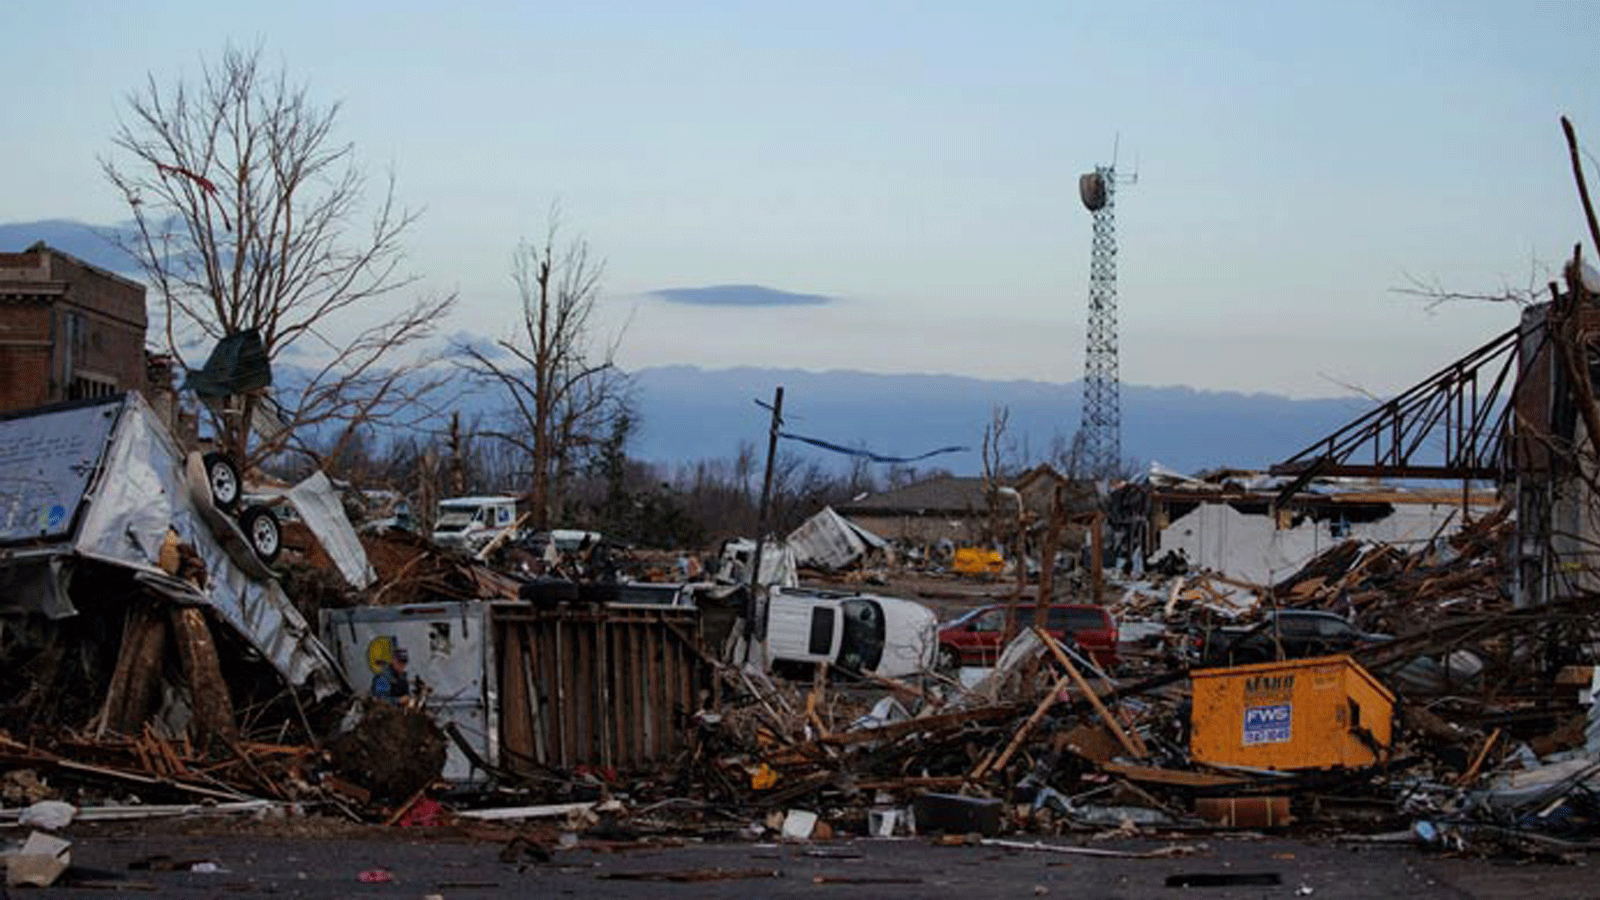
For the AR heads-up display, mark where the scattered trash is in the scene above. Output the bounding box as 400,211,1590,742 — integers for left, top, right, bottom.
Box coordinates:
781,809,820,840
16,799,77,830
4,831,72,888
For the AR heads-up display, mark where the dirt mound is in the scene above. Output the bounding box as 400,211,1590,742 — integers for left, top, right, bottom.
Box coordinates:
329,702,447,804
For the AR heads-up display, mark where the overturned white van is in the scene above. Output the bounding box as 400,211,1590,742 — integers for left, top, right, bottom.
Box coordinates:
760,586,937,678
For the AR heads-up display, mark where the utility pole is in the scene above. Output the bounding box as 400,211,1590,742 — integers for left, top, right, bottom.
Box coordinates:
749,386,784,593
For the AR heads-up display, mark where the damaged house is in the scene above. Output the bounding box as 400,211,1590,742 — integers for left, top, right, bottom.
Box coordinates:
1111,467,1498,586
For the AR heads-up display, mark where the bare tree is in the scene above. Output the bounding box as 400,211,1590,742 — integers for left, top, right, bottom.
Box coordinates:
460,213,632,529
101,45,454,470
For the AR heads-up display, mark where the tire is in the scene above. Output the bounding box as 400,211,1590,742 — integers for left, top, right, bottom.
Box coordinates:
203,452,242,512
938,645,961,672
1232,648,1268,665
240,505,281,563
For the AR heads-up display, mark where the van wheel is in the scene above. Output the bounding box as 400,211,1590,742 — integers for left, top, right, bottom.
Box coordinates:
241,505,281,563
938,645,961,672
204,452,241,512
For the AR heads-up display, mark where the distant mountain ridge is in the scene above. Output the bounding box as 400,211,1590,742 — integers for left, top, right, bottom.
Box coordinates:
621,365,1370,477
281,359,1369,479
2,220,1368,476
0,219,138,272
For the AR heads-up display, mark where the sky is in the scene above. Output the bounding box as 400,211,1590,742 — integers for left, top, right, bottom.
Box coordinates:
4,0,1598,400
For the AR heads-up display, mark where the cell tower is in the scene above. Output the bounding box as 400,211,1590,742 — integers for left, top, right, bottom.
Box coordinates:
1077,163,1132,477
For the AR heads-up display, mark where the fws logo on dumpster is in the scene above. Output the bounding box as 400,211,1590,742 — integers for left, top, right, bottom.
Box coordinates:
1243,703,1292,745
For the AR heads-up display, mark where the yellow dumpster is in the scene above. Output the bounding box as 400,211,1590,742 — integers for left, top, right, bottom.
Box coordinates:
1189,654,1393,770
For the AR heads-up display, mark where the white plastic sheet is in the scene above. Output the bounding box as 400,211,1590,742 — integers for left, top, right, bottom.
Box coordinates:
286,470,374,588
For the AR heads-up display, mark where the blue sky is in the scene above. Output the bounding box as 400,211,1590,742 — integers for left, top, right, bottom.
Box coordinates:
4,0,1597,398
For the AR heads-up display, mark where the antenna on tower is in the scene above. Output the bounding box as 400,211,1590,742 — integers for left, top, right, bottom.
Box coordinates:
1077,148,1135,478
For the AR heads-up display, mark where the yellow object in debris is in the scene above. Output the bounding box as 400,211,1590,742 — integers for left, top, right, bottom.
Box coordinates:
1189,654,1394,770
157,529,182,576
952,547,1004,575
749,763,778,790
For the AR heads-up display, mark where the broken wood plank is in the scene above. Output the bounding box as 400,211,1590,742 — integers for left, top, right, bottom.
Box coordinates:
972,673,1072,780
819,704,1023,746
1035,628,1146,758
1100,761,1247,788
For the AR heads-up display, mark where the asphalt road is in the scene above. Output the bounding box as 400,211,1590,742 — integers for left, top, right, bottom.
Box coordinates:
14,823,1593,900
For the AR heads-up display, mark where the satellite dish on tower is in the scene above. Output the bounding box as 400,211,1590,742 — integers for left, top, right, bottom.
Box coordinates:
1079,171,1107,212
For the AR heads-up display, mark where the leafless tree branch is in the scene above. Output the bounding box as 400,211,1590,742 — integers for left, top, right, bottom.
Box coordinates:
100,44,454,470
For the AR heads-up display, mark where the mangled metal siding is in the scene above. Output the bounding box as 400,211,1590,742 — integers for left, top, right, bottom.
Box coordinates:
495,605,706,772
787,505,887,571
0,393,343,694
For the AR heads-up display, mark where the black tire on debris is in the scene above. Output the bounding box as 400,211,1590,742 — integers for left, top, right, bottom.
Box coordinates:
240,505,281,563
203,452,242,512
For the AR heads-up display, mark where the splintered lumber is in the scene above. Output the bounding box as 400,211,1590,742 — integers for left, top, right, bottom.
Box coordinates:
1100,761,1247,788
851,776,966,791
1034,628,1146,758
818,704,1023,746
971,673,1072,780
55,760,251,801
1456,728,1503,786
98,601,168,736
170,607,239,752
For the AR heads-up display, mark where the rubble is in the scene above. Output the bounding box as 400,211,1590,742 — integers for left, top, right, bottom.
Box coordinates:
9,226,1600,867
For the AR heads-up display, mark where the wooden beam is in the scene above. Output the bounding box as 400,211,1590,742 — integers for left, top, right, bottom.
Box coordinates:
1035,627,1145,758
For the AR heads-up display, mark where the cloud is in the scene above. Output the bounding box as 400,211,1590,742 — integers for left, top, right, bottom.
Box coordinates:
650,284,840,308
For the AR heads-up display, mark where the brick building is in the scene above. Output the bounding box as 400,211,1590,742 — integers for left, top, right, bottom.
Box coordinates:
0,242,147,413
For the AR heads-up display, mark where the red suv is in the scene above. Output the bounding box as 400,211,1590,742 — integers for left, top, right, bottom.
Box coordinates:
938,604,1119,670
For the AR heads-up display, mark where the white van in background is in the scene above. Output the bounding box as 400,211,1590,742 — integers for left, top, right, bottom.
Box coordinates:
761,586,937,678
431,496,518,550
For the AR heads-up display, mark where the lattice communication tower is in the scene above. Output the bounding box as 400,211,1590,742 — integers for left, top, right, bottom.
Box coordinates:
1078,164,1128,476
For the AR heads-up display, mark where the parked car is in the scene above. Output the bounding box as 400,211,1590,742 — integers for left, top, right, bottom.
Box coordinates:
938,604,1119,670
1193,609,1389,667
764,586,937,678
